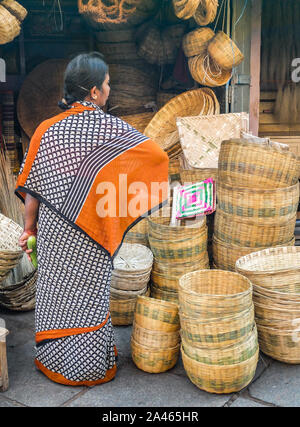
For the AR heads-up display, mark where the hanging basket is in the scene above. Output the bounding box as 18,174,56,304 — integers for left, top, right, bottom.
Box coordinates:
0,4,20,45
172,0,200,20
182,27,215,58
1,0,27,22
194,0,219,26
208,31,245,71
188,53,232,87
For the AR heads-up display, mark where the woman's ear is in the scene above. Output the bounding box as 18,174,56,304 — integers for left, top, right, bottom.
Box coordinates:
90,86,98,100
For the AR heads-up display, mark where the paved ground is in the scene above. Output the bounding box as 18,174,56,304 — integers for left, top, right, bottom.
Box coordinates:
0,307,299,408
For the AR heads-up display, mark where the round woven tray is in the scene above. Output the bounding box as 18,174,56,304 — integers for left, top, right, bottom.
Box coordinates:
113,243,153,274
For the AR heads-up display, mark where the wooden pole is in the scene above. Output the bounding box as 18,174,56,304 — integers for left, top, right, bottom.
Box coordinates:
249,0,262,135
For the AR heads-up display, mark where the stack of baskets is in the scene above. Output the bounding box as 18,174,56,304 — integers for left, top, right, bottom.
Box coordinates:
213,139,300,271
236,246,300,364
123,218,149,247
131,295,181,373
148,212,209,304
179,269,259,394
109,243,153,326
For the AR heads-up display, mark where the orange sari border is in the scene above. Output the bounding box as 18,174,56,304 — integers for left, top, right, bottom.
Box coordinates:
35,312,110,343
35,359,117,387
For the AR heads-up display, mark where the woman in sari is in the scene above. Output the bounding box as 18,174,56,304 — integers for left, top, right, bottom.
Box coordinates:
16,52,169,386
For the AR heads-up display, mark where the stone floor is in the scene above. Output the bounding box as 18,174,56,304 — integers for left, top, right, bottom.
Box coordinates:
0,307,299,407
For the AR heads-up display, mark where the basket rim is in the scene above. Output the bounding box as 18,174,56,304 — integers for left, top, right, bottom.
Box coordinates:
253,284,300,300
235,246,300,275
132,320,180,337
220,138,299,159
136,295,179,309
218,181,300,194
131,336,180,352
178,269,253,297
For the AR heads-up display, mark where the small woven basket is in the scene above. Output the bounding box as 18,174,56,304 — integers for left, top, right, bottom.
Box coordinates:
0,269,36,311
194,0,219,26
110,287,150,326
178,269,253,318
182,27,215,57
131,337,180,373
208,31,244,71
0,4,20,44
181,324,258,365
218,139,300,188
1,0,27,21
172,0,200,20
188,53,232,87
134,295,180,332
132,321,180,349
181,345,259,394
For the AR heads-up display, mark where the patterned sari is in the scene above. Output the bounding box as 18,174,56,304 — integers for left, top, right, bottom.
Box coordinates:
16,101,168,386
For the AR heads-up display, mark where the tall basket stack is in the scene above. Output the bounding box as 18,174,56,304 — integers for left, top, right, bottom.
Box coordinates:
236,246,300,364
131,295,180,373
109,243,153,326
213,139,300,271
179,270,259,394
148,211,209,304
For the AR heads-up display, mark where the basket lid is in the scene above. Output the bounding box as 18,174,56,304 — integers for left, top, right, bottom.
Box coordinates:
113,243,153,271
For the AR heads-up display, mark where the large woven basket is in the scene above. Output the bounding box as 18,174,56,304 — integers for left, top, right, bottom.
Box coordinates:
181,346,259,394
235,246,300,293
172,0,200,19
131,337,180,373
134,296,180,332
148,214,206,240
132,321,180,349
110,287,150,326
218,139,300,188
194,0,219,26
188,53,232,87
0,4,20,44
153,257,210,277
214,210,297,248
213,235,295,272
151,283,179,305
180,306,255,349
151,269,179,292
181,325,258,366
1,0,27,21
208,31,244,71
217,182,300,225
0,214,23,281
182,27,215,57
0,269,36,311
178,269,253,319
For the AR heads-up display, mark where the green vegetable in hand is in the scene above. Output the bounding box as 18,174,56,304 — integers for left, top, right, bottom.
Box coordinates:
27,235,38,269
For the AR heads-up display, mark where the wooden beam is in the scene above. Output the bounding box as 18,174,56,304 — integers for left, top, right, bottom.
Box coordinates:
249,0,262,135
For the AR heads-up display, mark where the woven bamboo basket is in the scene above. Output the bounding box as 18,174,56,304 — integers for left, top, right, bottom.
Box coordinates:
182,27,215,57
235,247,300,293
181,324,258,365
214,210,297,248
134,296,180,332
180,306,255,349
180,168,218,185
131,337,180,373
217,182,300,225
178,269,253,318
151,269,179,292
151,283,179,305
252,284,300,303
123,218,150,247
110,287,150,326
0,269,36,311
188,53,232,87
0,214,23,281
153,257,210,277
256,325,300,364
148,231,208,263
218,139,300,188
0,4,20,44
120,112,155,134
194,0,219,26
110,285,148,300
1,0,27,21
156,91,178,109
132,321,180,349
253,300,300,328
148,215,206,240
213,235,295,272
172,0,200,19
208,31,244,71
181,346,259,394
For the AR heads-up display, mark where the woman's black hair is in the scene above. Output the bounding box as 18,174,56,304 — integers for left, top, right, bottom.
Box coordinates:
58,52,109,110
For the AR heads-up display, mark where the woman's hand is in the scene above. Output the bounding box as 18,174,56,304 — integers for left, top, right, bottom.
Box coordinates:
19,230,37,261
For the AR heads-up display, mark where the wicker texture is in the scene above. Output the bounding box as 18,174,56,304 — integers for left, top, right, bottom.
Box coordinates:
120,112,155,134
0,269,36,311
177,113,249,169
0,214,23,281
218,139,300,188
123,218,150,247
182,27,215,57
132,321,180,349
151,283,179,304
194,0,219,26
110,287,150,326
172,0,200,19
0,4,20,44
134,295,180,332
1,0,27,22
181,346,258,394
180,168,218,184
188,53,232,87
208,31,244,70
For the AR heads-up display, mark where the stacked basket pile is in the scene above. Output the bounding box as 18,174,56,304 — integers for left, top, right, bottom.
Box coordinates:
131,295,181,373
123,218,149,247
109,243,153,326
179,269,259,394
148,212,209,304
213,139,300,271
236,246,300,364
